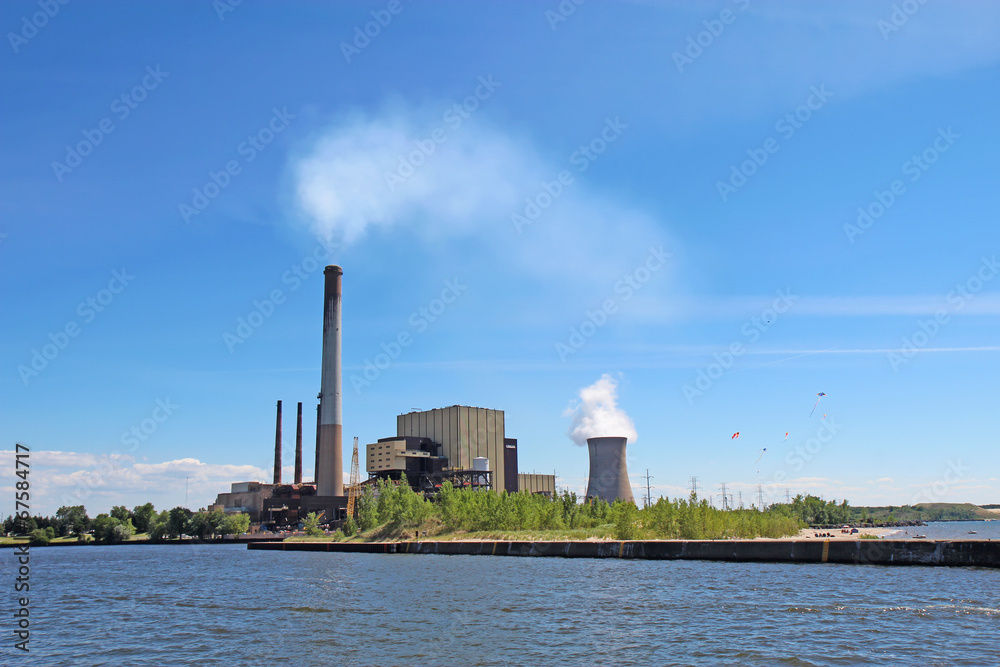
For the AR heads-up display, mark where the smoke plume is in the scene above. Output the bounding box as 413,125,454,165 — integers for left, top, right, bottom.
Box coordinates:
564,374,637,446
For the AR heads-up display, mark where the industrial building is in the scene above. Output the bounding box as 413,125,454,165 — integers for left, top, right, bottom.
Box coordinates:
367,406,556,497
214,265,559,530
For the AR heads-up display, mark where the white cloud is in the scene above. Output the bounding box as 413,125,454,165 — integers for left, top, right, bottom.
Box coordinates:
0,449,270,516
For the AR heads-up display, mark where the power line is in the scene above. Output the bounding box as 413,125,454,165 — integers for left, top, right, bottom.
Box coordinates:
642,469,654,508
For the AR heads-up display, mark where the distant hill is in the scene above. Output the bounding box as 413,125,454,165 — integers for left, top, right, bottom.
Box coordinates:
914,503,996,520
852,503,995,522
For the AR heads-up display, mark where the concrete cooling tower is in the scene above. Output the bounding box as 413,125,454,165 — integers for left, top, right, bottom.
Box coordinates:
585,436,634,503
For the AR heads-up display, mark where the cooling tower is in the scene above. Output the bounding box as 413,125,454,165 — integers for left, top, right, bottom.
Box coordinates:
585,436,634,503
316,265,344,497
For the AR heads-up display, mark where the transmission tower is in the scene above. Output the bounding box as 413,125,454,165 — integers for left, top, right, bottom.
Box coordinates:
757,483,765,511
642,469,654,508
346,436,360,519
719,482,728,511
738,490,743,510
785,489,792,504
690,476,698,497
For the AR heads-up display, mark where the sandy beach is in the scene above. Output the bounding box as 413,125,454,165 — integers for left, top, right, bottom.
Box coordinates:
784,526,898,541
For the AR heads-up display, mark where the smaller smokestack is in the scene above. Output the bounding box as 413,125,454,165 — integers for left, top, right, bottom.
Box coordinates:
294,402,303,484
273,400,282,485
314,401,321,484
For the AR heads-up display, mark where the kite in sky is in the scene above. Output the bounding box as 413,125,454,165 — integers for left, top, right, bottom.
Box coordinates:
732,432,740,439
784,432,789,441
809,392,827,417
754,448,767,464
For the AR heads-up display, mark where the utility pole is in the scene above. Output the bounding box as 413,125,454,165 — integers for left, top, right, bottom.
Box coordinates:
719,483,728,511
690,476,698,498
642,469,654,508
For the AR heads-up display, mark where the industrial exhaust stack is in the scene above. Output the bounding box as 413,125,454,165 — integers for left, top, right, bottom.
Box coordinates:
294,401,303,485
316,265,344,497
273,400,282,485
585,436,634,503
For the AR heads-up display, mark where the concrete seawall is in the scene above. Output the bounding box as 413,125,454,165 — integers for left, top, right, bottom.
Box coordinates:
248,539,999,567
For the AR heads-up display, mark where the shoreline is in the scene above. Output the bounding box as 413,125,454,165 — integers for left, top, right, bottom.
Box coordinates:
247,538,1000,567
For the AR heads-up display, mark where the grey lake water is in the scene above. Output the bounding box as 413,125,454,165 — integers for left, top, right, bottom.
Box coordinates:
13,521,1000,666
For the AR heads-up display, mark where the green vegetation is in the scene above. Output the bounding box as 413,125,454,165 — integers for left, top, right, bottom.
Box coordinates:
848,503,995,523
4,502,251,545
323,480,803,542
303,512,324,537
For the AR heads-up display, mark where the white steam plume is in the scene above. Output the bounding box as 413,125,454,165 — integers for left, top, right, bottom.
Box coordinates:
564,374,637,446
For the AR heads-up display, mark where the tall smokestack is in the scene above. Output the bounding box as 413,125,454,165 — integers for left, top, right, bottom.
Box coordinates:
314,402,320,484
273,400,282,485
585,436,634,503
317,265,344,497
294,402,303,485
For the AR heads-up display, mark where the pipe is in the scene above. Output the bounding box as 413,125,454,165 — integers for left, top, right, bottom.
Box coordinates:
316,265,344,497
294,402,303,485
273,400,282,485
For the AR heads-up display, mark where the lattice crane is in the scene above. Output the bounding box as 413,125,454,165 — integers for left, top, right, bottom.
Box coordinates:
346,436,360,518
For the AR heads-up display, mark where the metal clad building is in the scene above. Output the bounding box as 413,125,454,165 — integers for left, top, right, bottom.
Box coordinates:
397,406,506,492
518,473,557,496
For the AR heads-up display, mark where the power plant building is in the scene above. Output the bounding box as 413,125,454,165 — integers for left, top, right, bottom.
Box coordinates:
367,406,556,496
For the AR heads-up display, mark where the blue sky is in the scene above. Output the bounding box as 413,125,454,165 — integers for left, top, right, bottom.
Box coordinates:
2,0,999,516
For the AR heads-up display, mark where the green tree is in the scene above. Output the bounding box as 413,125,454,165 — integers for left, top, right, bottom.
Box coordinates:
110,505,132,523
132,503,156,533
222,513,250,536
29,527,55,545
303,512,324,537
92,514,134,544
167,507,193,538
55,505,89,537
148,510,171,541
